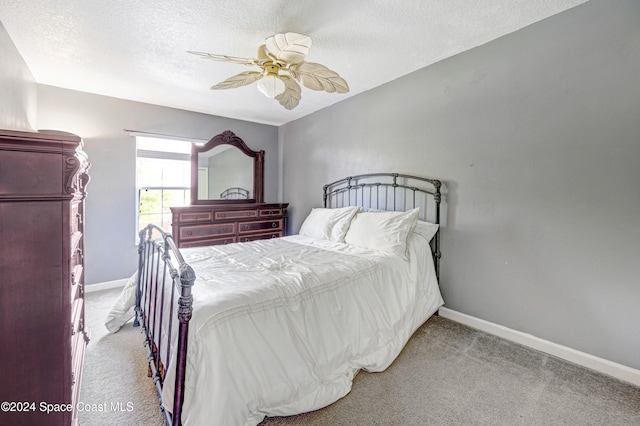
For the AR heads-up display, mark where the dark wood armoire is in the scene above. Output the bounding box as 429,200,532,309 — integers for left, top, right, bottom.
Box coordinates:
0,129,90,425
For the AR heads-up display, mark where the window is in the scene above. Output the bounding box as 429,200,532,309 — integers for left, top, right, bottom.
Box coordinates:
137,137,191,237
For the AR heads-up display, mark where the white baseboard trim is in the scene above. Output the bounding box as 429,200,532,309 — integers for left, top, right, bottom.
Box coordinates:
438,307,640,387
85,278,128,293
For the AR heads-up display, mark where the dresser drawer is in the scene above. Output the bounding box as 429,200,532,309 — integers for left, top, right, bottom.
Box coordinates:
180,236,236,248
215,210,257,220
179,223,235,240
238,219,283,234
239,232,282,243
178,211,212,223
259,208,283,217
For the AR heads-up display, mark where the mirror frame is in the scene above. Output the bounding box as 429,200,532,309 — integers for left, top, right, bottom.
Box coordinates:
191,130,265,204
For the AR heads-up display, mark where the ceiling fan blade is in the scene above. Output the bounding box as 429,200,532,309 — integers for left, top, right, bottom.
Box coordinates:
210,71,263,90
188,51,258,66
293,62,349,93
275,76,302,110
256,44,272,64
265,33,312,65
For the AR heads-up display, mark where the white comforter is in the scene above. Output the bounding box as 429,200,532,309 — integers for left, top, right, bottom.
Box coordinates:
106,234,443,425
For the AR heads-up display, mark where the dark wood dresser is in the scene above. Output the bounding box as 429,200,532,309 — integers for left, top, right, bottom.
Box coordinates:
0,129,90,425
171,203,288,248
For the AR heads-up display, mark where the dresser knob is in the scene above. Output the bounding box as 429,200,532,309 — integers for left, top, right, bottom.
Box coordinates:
187,230,192,235
271,222,277,228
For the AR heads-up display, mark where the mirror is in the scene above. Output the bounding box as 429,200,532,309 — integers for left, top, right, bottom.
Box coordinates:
191,130,264,204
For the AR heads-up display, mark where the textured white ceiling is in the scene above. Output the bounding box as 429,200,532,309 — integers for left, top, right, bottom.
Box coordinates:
1,0,588,126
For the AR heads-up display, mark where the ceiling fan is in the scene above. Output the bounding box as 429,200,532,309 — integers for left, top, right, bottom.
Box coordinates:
188,32,349,110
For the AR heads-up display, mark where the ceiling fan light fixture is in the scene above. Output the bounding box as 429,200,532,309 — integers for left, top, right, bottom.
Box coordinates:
256,65,285,99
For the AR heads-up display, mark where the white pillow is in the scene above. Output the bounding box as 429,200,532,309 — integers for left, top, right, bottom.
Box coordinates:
413,220,440,242
298,206,360,242
344,208,420,259
368,208,439,242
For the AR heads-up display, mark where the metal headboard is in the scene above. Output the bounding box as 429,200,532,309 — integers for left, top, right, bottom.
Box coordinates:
220,187,250,199
323,173,442,278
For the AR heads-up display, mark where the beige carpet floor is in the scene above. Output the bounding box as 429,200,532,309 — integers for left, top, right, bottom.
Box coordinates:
81,287,640,425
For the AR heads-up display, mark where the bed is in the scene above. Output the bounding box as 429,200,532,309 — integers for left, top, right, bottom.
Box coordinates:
105,172,444,425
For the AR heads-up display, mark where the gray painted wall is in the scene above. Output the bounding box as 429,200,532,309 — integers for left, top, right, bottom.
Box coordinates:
0,21,36,131
36,86,279,285
280,0,640,370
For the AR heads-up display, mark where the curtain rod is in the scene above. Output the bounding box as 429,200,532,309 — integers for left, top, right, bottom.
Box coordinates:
122,128,209,142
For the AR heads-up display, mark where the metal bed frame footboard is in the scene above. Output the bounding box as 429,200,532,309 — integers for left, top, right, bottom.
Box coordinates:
134,224,195,426
323,172,442,278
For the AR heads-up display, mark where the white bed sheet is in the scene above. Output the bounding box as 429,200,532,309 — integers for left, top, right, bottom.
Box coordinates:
106,233,443,425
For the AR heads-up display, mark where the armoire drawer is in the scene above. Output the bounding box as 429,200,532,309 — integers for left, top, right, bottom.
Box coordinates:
71,329,87,423
70,201,83,234
71,298,84,336
70,264,83,302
